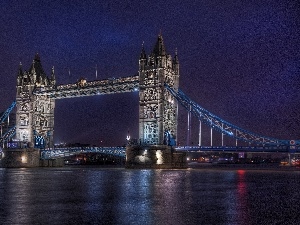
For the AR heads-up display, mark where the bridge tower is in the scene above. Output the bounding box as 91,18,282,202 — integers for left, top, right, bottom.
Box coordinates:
126,35,186,168
15,54,56,148
138,35,179,145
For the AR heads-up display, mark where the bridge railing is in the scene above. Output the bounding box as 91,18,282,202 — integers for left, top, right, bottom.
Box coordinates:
0,126,16,144
41,146,126,159
0,101,16,124
0,101,16,146
175,145,300,153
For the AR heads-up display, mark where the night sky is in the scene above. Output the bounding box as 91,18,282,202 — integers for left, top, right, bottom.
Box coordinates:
0,0,299,146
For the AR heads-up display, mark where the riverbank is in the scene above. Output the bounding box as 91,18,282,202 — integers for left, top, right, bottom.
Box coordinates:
63,162,300,172
188,162,300,171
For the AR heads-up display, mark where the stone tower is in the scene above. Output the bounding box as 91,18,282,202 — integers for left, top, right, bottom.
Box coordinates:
15,54,56,148
138,35,179,146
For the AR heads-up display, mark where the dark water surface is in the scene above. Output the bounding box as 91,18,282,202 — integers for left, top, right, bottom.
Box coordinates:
0,167,299,225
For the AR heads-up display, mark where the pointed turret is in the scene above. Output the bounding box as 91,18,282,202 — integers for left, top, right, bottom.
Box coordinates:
173,48,179,75
29,53,48,85
34,52,40,62
139,42,147,71
173,48,179,64
126,129,130,141
18,62,23,76
17,62,23,86
152,34,166,56
140,42,147,60
151,34,168,67
31,59,36,77
51,66,56,86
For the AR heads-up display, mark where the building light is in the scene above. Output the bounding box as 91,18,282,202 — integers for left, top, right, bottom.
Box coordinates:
21,155,27,163
156,150,163,164
126,129,131,141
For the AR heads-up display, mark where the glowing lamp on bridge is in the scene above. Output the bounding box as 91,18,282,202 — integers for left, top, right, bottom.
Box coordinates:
228,131,234,136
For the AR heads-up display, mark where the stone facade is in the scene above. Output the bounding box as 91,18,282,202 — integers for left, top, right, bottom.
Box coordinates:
0,148,64,168
5,35,186,169
126,35,186,169
16,54,56,149
39,158,64,167
139,35,179,146
0,148,40,168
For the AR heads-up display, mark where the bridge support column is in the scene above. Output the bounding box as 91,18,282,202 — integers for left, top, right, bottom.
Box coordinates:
0,148,64,167
0,148,40,168
39,158,64,167
125,145,187,169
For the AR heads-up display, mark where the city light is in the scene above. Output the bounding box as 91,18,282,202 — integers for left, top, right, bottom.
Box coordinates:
21,155,27,163
156,150,163,164
126,129,130,141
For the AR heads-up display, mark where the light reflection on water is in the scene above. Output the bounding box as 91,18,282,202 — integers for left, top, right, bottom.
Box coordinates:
0,167,299,225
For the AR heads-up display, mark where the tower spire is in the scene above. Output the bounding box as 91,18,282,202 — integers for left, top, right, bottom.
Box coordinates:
17,62,23,86
173,48,179,64
126,129,130,141
51,66,56,85
18,62,23,76
152,34,166,56
95,64,98,79
34,52,40,61
140,41,146,59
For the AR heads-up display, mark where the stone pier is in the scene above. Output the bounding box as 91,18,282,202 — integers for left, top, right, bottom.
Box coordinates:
39,158,64,167
0,148,40,168
0,148,64,168
125,145,187,169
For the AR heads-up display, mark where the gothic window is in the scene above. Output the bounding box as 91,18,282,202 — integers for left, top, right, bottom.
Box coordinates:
20,116,28,126
144,122,158,144
149,111,155,118
21,103,29,111
20,130,28,141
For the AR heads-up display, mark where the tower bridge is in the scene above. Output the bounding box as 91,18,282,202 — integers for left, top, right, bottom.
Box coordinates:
0,34,299,168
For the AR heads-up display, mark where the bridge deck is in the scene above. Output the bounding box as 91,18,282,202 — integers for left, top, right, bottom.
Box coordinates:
34,76,139,99
38,145,300,160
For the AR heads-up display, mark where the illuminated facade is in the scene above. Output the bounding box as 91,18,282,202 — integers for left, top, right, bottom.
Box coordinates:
14,35,179,148
16,54,56,148
139,35,179,145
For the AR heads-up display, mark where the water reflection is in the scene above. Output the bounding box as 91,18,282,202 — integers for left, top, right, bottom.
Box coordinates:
0,169,30,224
236,170,250,225
153,170,189,224
116,169,154,224
0,168,300,224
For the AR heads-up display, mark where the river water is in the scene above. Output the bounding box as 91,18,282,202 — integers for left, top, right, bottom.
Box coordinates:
0,166,299,225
